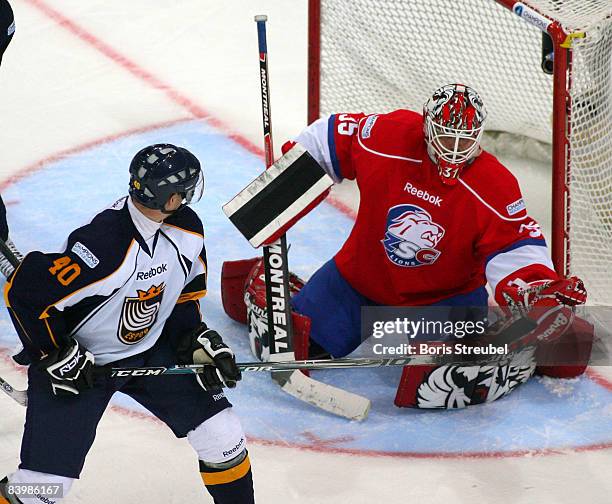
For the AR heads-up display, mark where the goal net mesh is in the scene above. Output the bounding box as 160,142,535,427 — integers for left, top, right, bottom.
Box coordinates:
316,0,612,304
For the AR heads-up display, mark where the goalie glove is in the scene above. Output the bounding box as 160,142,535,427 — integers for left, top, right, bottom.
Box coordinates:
177,323,242,391
40,338,95,396
501,276,587,344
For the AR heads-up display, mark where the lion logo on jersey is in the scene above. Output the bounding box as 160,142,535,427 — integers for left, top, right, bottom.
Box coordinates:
118,283,165,344
382,204,445,267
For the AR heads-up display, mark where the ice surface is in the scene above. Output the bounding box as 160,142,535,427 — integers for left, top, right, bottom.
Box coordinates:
0,1,610,503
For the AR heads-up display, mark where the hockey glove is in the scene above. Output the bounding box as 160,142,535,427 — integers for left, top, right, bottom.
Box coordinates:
177,323,242,391
40,338,95,396
501,276,587,344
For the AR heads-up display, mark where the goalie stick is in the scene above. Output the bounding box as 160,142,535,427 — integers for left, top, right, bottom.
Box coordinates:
251,15,371,420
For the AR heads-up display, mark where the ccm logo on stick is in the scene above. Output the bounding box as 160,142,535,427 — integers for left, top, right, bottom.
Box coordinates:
111,368,166,377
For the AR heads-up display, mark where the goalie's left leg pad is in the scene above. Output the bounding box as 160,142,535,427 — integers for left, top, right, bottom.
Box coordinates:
394,347,536,408
221,258,261,324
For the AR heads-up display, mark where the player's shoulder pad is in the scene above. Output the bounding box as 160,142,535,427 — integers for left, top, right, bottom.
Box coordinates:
10,198,137,298
356,109,424,159
64,197,138,275
460,151,528,221
163,206,204,238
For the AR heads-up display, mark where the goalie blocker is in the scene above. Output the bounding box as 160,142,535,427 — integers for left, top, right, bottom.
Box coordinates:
223,144,333,248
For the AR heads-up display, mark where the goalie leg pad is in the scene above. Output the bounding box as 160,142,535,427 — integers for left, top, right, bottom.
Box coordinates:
221,258,261,324
395,348,536,408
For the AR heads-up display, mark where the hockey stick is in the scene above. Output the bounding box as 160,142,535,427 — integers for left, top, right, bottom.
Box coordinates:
97,352,531,377
1,316,537,413
98,314,538,376
0,374,27,407
0,238,19,269
252,15,371,421
0,238,27,406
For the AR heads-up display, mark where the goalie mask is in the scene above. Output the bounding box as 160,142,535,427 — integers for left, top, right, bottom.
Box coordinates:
129,144,204,212
423,84,487,185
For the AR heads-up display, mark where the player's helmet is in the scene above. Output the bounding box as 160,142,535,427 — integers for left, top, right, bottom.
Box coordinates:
423,84,487,185
129,144,204,211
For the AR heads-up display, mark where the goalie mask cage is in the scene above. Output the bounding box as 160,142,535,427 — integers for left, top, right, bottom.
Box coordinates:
308,0,612,305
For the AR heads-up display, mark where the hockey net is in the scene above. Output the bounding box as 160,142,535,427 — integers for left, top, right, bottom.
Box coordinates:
308,0,612,305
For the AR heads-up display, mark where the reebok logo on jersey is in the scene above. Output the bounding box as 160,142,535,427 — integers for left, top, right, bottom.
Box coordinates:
404,182,443,207
506,198,526,216
361,115,378,138
8,21,15,37
71,242,99,268
137,264,168,281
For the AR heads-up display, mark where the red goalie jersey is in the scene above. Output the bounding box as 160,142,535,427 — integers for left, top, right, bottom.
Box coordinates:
295,109,555,306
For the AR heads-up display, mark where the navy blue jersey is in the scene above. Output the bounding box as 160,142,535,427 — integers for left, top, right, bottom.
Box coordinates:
5,197,208,365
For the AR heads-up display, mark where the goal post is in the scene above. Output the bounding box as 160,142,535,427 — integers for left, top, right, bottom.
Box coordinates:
308,0,612,305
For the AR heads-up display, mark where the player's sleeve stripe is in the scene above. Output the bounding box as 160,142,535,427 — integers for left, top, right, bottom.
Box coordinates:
43,317,60,349
485,242,554,295
177,290,207,303
327,114,343,180
485,238,547,264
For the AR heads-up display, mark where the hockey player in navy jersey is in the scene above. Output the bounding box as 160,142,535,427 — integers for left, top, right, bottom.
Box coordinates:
0,145,255,504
